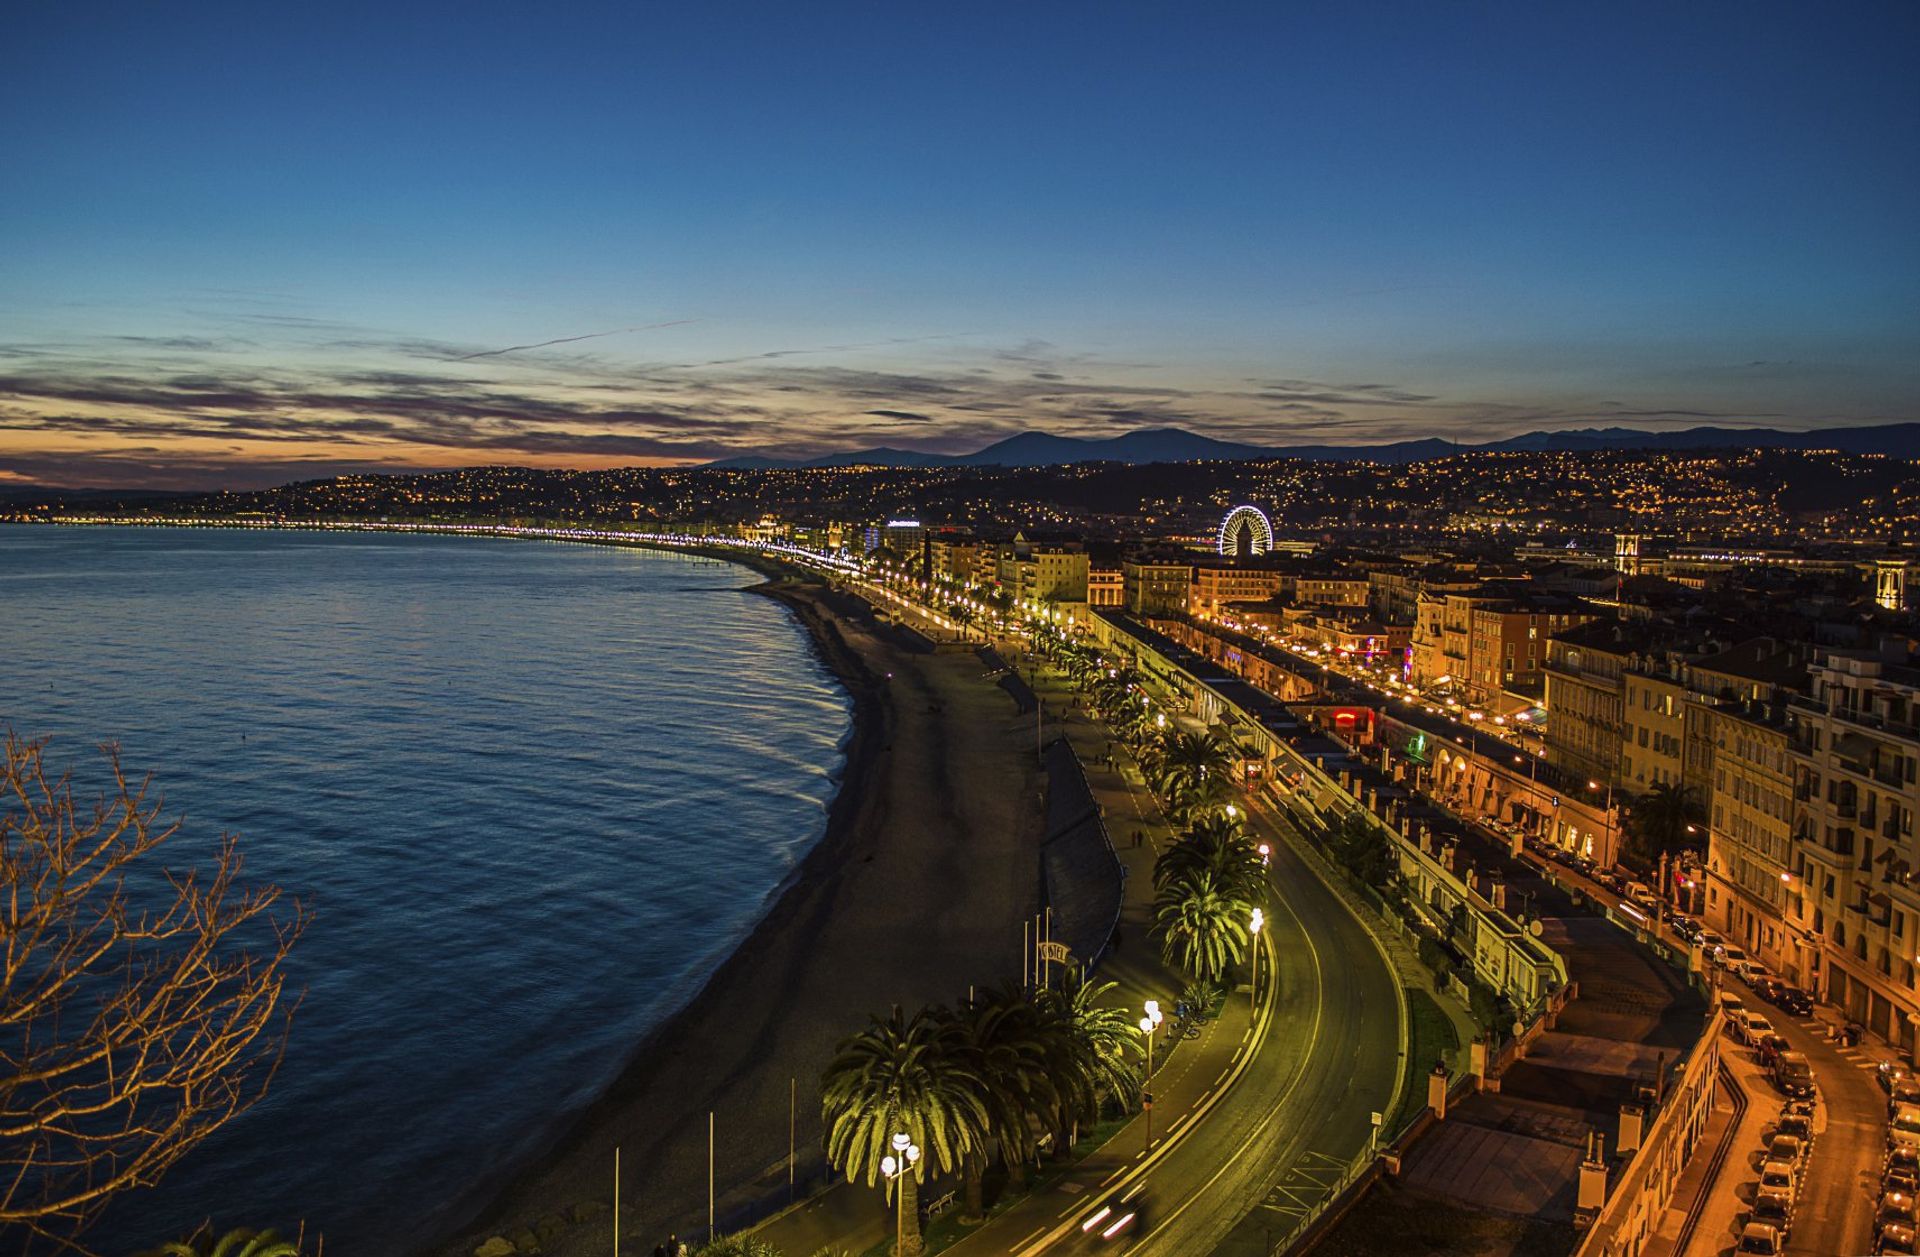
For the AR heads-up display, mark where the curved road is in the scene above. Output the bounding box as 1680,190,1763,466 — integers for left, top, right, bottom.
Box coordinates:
939,772,1403,1255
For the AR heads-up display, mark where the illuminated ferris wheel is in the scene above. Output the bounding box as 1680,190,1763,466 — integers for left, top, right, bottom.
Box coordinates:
1218,505,1274,557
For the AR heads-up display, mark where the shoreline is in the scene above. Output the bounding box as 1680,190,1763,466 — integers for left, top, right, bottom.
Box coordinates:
418,557,883,1251
427,551,1044,1256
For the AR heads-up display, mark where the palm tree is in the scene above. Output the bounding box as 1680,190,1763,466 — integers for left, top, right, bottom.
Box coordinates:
949,986,1056,1217
821,1007,989,1255
135,1229,302,1257
1625,782,1700,864
1154,867,1251,984
1034,977,1140,1146
1154,814,1267,906
1153,732,1237,822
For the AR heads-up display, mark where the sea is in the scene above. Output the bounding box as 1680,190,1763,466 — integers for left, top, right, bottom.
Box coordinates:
0,525,852,1254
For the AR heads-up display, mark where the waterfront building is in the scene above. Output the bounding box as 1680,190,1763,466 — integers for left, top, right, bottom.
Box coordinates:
1087,564,1124,607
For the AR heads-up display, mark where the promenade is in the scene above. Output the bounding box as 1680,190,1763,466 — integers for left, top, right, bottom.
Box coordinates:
434,575,1045,1257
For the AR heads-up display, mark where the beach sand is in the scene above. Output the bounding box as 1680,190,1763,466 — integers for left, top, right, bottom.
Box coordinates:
429,568,1043,1256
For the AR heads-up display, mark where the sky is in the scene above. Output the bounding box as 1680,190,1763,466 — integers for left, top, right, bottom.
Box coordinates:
2,2,1916,489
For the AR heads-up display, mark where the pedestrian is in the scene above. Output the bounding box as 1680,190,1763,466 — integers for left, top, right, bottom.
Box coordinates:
654,1244,667,1257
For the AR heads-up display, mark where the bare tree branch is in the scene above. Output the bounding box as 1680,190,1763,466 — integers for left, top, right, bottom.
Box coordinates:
0,734,308,1254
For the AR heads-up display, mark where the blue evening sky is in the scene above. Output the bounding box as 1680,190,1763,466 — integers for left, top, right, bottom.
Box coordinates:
2,1,1915,486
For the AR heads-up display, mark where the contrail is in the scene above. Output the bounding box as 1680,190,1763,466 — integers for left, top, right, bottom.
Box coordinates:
454,319,700,361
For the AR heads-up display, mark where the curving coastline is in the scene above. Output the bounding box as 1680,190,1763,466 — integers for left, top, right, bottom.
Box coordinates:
427,558,1044,1256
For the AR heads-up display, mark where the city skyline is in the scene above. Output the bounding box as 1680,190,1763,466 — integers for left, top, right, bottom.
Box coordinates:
5,2,1917,489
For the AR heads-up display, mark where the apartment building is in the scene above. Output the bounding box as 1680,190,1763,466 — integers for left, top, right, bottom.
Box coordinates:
998,544,1089,603
1190,561,1283,616
1087,565,1124,607
1706,699,1800,979
1791,647,1920,1053
1123,554,1195,616
1465,595,1594,703
1544,620,1635,782
1294,571,1372,609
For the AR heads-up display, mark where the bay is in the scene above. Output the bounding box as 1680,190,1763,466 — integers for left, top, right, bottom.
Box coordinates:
0,525,850,1254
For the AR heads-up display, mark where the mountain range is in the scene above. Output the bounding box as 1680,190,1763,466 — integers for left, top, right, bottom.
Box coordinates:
705,421,1917,470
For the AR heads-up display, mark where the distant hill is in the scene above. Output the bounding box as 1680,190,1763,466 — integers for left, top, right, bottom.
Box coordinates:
702,421,1918,469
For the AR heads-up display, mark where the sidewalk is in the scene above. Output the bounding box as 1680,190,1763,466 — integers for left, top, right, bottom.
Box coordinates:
752,653,1245,1257
1645,1050,1761,1257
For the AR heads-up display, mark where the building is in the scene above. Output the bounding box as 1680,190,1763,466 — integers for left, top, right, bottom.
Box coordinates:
1706,699,1800,979
1544,620,1635,782
997,539,1089,603
1123,554,1195,616
1087,564,1124,607
1791,647,1920,1054
1465,594,1595,704
1294,571,1373,609
1190,560,1283,616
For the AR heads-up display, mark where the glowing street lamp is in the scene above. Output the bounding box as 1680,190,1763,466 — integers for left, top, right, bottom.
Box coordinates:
1138,1001,1164,1148
881,1132,923,1256
1249,908,1265,1003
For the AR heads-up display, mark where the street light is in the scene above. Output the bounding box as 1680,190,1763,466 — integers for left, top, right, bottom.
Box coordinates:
1138,1001,1164,1149
1249,908,1265,1003
881,1131,922,1257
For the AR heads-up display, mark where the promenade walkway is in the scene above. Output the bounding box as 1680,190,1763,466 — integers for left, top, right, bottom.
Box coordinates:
753,652,1251,1256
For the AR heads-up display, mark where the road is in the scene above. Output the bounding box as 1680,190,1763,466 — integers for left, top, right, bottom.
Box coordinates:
1718,973,1883,1257
754,594,1407,1257
940,666,1403,1257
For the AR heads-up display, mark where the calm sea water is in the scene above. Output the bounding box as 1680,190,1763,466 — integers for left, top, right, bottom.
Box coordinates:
0,525,850,1254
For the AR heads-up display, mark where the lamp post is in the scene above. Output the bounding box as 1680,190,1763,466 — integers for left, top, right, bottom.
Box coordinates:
881,1131,923,1257
1249,908,1265,1003
1138,1000,1164,1149
1589,777,1616,867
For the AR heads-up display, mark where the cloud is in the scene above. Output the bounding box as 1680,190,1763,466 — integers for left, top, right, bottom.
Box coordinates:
452,319,701,361
864,409,934,422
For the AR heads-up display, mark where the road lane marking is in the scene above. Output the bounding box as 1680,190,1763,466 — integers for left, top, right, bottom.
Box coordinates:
1126,847,1332,1251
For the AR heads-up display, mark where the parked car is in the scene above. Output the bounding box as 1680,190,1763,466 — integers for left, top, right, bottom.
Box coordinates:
1757,1032,1792,1068
1888,1166,1920,1198
1881,1218,1920,1256
1892,1103,1920,1151
1774,1110,1814,1144
1737,1011,1776,1046
1886,1062,1915,1095
1776,986,1814,1017
1720,993,1749,1021
1738,1220,1784,1254
1720,945,1752,972
1751,1186,1793,1237
1672,916,1703,944
1892,1078,1920,1114
1759,1158,1797,1198
1887,1191,1920,1232
1767,1132,1806,1166
1749,974,1785,1004
1602,869,1631,895
1774,1052,1815,1099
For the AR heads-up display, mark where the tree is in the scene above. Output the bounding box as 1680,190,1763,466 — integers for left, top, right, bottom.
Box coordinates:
821,1007,988,1255
1149,732,1237,823
1154,814,1267,907
1153,868,1251,984
1033,977,1139,1146
950,988,1054,1216
134,1228,302,1257
1328,810,1396,893
1624,782,1701,865
1,736,307,1254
